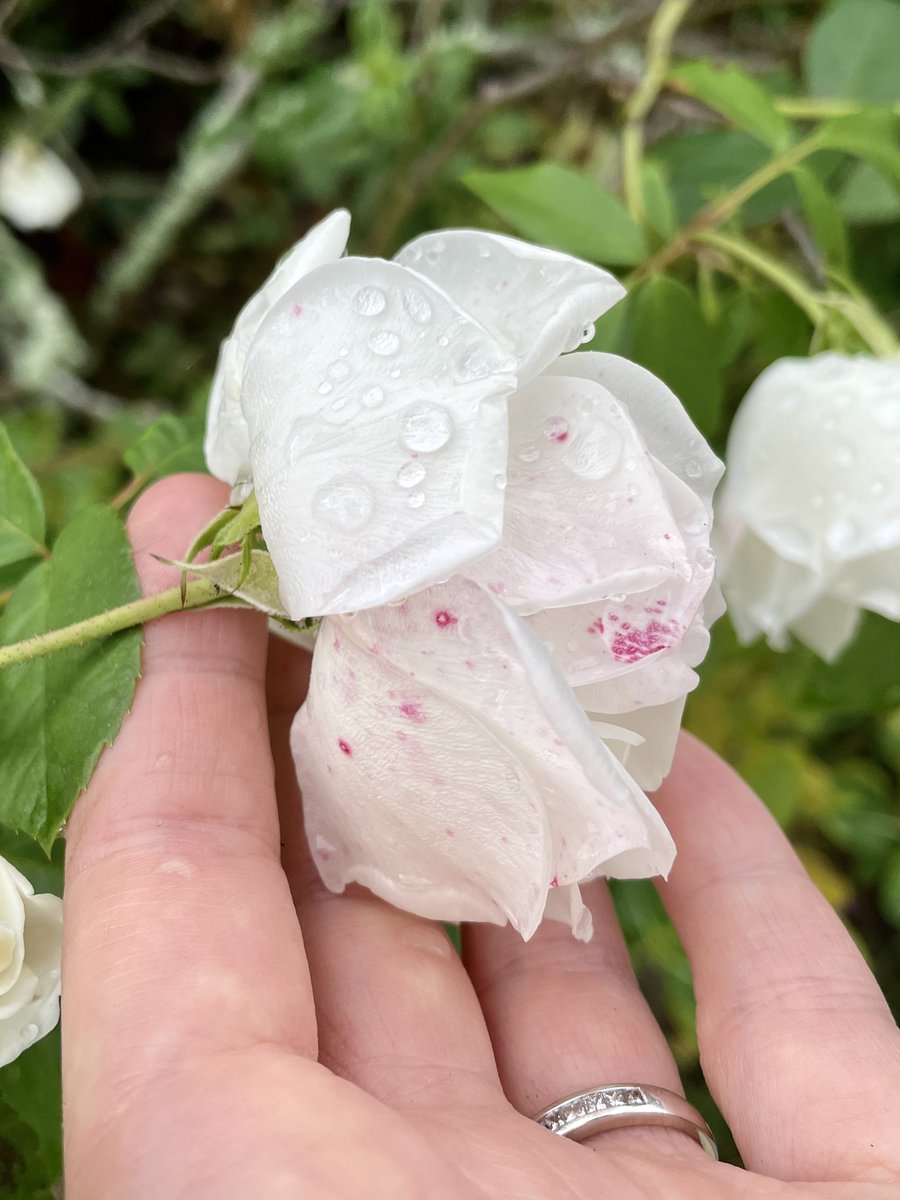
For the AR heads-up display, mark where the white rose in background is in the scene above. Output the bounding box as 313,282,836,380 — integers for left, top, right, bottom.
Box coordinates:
0,136,81,232
715,353,900,661
205,212,723,940
0,856,62,1067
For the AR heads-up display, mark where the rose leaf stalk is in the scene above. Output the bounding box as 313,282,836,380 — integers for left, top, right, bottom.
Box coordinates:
0,575,230,670
621,0,694,232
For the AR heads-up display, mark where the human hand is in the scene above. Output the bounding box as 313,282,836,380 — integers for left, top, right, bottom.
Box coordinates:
62,476,900,1199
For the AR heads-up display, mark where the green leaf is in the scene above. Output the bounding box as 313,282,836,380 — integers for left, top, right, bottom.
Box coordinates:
621,276,723,437
792,164,849,271
640,160,677,240
802,613,900,714
816,112,900,188
0,828,64,898
671,60,793,150
462,163,646,265
177,548,288,618
805,0,900,105
0,506,142,849
837,161,900,225
650,130,798,225
0,424,46,570
123,415,205,483
0,1028,61,1186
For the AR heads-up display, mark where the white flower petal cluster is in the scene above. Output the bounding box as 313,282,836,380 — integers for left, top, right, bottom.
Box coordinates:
0,856,62,1067
205,211,723,940
715,353,900,661
0,136,81,232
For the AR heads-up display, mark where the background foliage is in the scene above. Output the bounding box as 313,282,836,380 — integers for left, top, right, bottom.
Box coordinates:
0,0,898,1189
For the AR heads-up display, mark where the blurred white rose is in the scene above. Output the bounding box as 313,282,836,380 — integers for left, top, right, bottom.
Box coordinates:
715,353,900,661
206,212,723,939
0,856,62,1067
0,136,81,232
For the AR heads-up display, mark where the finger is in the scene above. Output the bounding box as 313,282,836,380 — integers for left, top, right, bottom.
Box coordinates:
464,883,701,1161
655,734,900,1182
266,635,505,1112
63,477,316,1187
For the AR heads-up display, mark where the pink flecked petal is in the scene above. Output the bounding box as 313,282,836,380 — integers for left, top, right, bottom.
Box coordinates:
548,352,723,512
467,373,705,613
291,578,674,941
242,258,517,619
395,229,624,384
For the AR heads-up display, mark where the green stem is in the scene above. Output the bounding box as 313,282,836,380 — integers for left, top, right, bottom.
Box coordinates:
694,230,826,325
0,576,226,670
631,133,823,281
622,0,694,230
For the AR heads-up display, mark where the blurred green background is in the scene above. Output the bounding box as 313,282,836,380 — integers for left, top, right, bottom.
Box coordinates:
1,0,899,1188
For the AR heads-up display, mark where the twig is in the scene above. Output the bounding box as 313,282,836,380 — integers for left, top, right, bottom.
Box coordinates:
0,0,179,76
44,371,165,424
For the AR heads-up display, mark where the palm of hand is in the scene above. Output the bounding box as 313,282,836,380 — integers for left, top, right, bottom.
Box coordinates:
62,480,900,1199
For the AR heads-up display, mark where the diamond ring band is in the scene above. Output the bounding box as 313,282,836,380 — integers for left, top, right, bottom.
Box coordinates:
533,1083,718,1160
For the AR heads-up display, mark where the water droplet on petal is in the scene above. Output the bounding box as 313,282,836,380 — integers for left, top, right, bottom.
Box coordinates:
353,286,387,316
369,329,401,356
328,359,351,380
399,404,453,452
402,289,433,325
318,380,333,395
313,479,375,532
361,385,385,408
396,461,426,488
685,459,702,479
407,490,425,508
493,472,507,490
22,1023,38,1043
565,419,623,479
437,335,449,347
581,321,596,342
478,244,492,259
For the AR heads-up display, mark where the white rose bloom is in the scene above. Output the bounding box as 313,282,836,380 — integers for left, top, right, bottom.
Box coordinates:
0,136,81,232
715,353,900,661
0,857,62,1067
207,211,723,940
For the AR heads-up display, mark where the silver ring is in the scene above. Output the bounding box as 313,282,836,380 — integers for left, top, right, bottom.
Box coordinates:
533,1083,718,1160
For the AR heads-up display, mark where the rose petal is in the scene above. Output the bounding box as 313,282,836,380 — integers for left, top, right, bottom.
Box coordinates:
395,230,624,383
243,258,517,618
790,594,861,661
204,209,351,485
723,353,900,568
830,546,900,621
0,862,25,996
587,698,687,792
548,352,724,511
716,525,821,650
291,578,674,941
467,373,705,612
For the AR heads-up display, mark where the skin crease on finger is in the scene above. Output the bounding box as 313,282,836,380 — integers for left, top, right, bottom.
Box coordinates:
60,476,900,1200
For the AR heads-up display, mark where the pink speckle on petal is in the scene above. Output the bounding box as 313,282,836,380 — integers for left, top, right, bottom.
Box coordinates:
543,416,570,443
549,875,559,888
610,620,676,664
338,739,352,756
445,828,454,837
435,610,458,628
586,617,605,636
292,303,303,317
399,701,426,723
